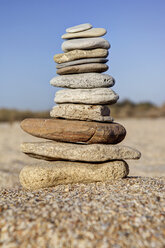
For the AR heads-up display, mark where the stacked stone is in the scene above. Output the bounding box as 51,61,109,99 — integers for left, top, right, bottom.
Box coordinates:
19,23,141,190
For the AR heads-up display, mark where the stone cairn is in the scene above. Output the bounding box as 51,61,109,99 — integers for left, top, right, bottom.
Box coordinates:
19,23,141,190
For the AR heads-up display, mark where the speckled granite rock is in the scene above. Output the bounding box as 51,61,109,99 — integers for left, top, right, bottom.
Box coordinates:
19,160,129,190
20,141,141,162
62,28,106,39
56,63,108,75
62,38,110,52
56,58,108,69
20,119,126,144
66,23,92,33
54,49,108,63
50,104,113,122
55,88,119,104
50,73,114,89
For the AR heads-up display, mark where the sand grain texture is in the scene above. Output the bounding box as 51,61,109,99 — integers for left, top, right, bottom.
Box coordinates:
0,178,165,247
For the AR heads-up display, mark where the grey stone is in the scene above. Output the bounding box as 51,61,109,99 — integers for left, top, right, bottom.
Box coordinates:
50,73,115,89
56,58,108,69
62,38,110,52
66,23,92,33
54,88,119,105
50,104,114,122
19,160,129,190
54,49,108,64
62,28,106,39
21,141,141,162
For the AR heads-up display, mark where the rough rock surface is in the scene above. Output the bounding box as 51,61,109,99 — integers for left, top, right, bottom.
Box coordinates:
62,28,106,39
62,38,110,52
55,88,119,105
50,73,114,89
56,63,108,75
54,49,108,63
50,104,113,122
20,118,126,144
56,58,108,69
19,160,129,190
20,141,141,162
66,23,92,33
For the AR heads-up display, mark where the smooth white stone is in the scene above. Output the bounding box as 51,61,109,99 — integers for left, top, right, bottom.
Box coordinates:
66,23,92,33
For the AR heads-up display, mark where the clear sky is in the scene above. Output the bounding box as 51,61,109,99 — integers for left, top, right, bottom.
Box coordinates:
0,0,165,110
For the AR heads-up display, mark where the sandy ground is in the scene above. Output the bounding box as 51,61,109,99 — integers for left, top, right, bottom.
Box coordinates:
0,118,165,188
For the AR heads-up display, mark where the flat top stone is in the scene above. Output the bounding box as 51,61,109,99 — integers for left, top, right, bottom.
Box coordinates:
55,88,119,105
20,118,126,144
19,160,129,190
56,63,108,75
62,28,106,39
54,49,108,64
21,141,141,162
62,38,110,52
56,58,108,69
50,73,115,89
66,23,92,33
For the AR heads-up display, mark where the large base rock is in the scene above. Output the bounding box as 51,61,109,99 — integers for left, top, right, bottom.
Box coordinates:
19,160,129,190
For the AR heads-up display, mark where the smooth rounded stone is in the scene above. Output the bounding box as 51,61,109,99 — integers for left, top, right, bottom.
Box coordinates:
50,104,114,122
56,63,108,75
55,88,119,105
54,49,108,64
62,38,110,52
56,58,108,69
66,23,92,33
62,28,106,39
20,119,126,144
20,141,141,162
19,160,129,190
50,73,115,89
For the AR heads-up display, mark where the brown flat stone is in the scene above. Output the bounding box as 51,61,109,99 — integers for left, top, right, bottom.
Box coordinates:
20,118,126,144
56,63,108,75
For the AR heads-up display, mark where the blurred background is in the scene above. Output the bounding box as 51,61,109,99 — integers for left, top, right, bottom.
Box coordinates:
0,0,165,187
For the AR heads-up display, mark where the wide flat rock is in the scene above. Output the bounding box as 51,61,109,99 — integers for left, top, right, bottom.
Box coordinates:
50,73,114,89
62,38,110,52
19,160,129,190
62,28,106,39
56,58,108,69
20,118,126,144
21,141,141,162
55,88,119,104
54,49,108,64
66,23,92,33
56,63,108,75
50,104,113,122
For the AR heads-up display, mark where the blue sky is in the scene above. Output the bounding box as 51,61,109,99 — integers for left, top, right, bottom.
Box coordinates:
0,0,165,110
